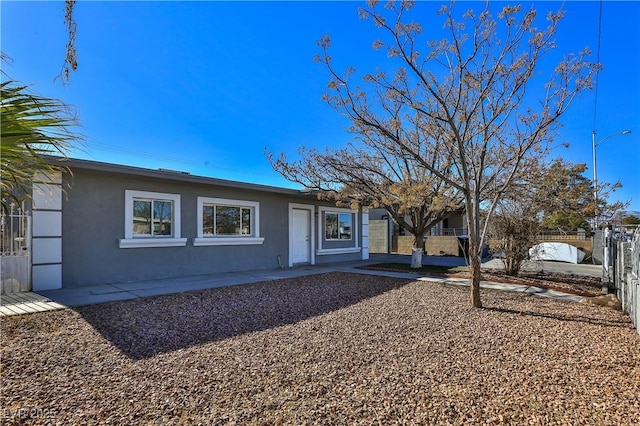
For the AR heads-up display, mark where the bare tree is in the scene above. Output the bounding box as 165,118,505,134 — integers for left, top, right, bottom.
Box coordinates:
488,164,547,277
489,159,627,276
56,0,78,84
268,143,464,268
491,203,541,276
272,1,598,307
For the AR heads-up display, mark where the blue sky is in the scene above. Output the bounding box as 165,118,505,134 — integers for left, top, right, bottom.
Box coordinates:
2,1,639,211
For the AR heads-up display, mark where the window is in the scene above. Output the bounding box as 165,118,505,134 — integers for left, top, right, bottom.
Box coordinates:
133,199,173,237
203,205,252,236
317,207,360,256
195,197,264,246
120,190,186,248
325,212,352,240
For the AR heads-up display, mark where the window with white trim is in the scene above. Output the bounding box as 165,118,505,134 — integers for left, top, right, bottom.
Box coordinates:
325,212,353,240
203,205,252,236
120,190,186,248
195,197,264,246
133,198,173,237
317,206,360,256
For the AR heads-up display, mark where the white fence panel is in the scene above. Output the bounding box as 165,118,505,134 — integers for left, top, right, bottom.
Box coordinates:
1,256,30,292
616,232,640,335
1,203,31,293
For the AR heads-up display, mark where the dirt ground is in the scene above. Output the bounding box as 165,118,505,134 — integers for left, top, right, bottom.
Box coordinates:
2,272,639,425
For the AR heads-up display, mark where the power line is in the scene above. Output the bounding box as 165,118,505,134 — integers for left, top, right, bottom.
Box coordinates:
592,0,603,133
88,142,204,166
83,141,273,178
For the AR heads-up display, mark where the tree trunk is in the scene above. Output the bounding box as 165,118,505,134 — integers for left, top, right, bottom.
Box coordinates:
411,248,423,268
410,234,424,268
466,198,483,308
469,250,482,308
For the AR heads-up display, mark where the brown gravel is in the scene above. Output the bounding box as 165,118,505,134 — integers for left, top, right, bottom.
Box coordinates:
1,272,639,425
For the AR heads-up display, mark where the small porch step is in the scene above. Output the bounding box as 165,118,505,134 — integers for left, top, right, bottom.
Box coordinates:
0,292,66,317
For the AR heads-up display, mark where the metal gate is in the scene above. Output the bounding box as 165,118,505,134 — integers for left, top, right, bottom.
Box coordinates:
1,202,31,293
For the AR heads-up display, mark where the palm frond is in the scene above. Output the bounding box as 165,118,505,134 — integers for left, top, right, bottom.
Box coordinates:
0,80,82,210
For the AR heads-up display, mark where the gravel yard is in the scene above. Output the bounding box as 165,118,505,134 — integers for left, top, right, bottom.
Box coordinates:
2,272,639,425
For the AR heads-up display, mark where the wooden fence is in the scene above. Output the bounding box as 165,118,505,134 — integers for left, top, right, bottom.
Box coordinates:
392,231,594,258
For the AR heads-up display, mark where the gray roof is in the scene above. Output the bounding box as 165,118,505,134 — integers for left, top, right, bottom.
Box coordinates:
50,157,315,197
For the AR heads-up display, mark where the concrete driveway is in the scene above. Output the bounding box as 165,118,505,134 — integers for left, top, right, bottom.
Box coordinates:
373,253,603,278
481,258,603,278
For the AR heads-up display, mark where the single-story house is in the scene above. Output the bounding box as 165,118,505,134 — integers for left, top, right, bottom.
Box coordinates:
28,158,369,291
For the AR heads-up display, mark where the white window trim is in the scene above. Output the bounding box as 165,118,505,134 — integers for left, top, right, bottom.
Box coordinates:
316,247,361,256
194,197,264,246
119,190,186,249
317,206,360,255
324,211,354,241
120,238,188,249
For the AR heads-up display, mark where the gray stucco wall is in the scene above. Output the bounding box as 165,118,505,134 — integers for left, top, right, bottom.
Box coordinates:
61,167,363,287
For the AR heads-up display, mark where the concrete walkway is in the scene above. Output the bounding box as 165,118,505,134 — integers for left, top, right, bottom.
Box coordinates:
1,254,593,316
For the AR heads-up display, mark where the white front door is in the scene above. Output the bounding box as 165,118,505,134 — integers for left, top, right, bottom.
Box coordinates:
291,208,311,264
